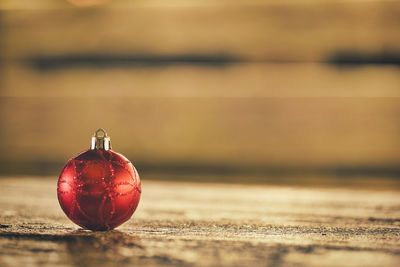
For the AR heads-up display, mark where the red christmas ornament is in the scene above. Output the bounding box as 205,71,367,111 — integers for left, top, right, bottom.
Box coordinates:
57,129,141,231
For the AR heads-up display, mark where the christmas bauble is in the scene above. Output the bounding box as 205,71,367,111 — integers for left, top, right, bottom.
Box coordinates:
57,129,141,231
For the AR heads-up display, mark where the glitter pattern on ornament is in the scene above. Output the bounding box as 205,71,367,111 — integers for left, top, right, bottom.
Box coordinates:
57,129,141,231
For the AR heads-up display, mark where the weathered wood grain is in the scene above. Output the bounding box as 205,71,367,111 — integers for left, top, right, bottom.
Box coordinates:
0,177,399,266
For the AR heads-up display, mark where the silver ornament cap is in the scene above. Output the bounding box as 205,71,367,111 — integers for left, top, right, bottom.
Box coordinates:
91,128,111,151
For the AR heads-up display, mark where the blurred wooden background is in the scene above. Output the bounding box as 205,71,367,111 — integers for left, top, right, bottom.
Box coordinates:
1,0,400,181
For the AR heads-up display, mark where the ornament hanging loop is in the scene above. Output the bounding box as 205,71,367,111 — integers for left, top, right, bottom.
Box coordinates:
91,128,112,150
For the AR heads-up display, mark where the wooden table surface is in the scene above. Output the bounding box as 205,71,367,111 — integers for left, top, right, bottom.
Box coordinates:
0,177,399,266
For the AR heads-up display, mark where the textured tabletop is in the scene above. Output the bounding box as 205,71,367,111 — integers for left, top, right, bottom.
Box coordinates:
0,177,399,267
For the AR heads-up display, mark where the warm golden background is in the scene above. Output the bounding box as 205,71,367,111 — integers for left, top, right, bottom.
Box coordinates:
1,0,400,188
